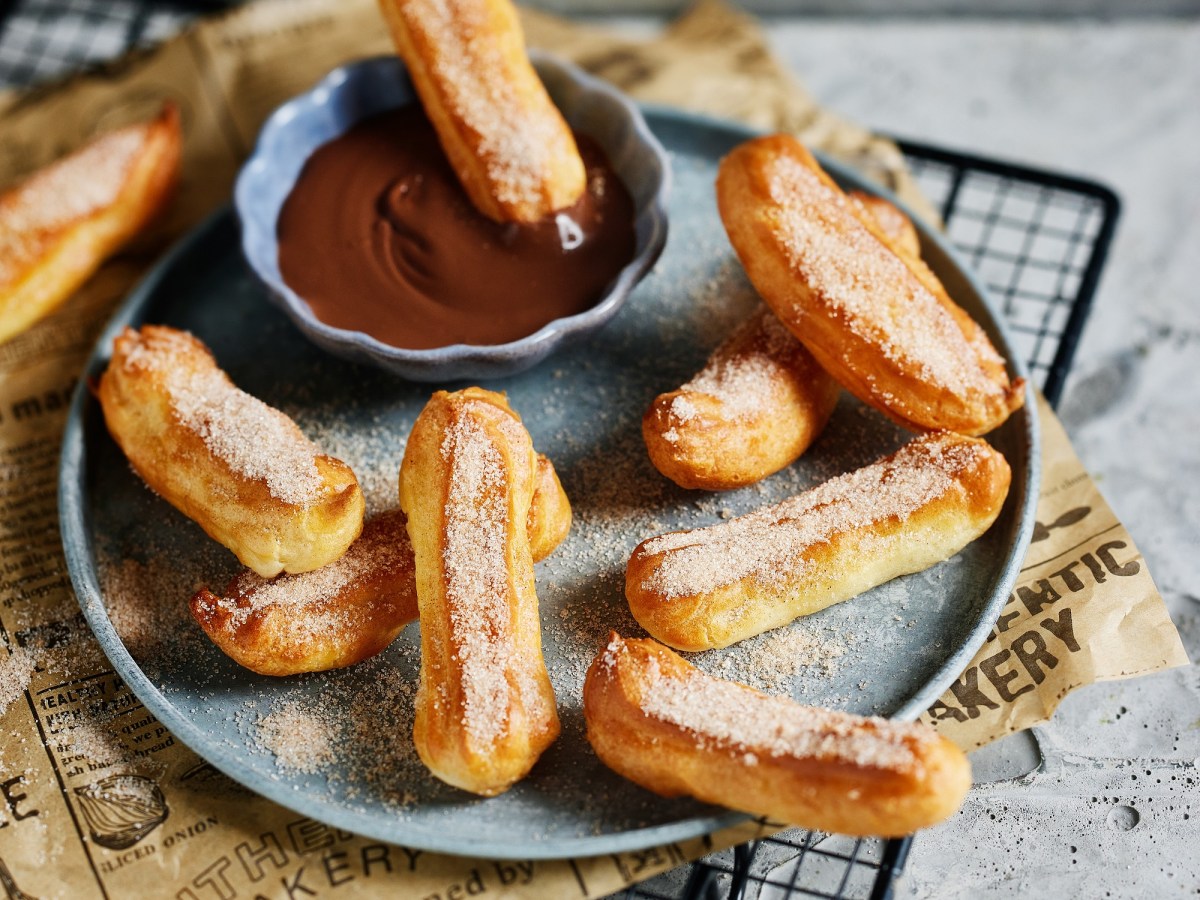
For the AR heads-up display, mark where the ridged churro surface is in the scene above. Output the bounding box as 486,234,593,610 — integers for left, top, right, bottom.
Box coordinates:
717,135,1024,435
628,432,1011,650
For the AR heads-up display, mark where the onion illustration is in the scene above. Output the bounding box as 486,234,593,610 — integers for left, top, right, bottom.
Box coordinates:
75,775,169,849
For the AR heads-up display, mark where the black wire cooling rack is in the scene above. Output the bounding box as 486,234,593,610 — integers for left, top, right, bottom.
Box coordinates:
897,138,1120,408
0,4,1121,899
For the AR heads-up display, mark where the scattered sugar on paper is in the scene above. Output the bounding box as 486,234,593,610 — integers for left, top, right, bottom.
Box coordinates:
57,720,141,780
0,647,36,717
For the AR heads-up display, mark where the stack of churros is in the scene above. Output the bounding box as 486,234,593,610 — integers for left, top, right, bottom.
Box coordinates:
633,135,1021,652
642,190,920,492
186,453,569,678
716,134,1024,436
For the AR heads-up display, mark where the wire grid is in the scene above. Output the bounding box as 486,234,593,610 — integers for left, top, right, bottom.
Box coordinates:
897,139,1120,406
612,831,910,900
0,6,1121,900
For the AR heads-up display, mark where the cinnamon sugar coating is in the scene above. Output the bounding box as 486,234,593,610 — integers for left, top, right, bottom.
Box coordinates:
848,190,921,260
0,103,181,344
643,305,839,490
584,633,971,836
643,190,933,492
717,134,1025,436
190,510,417,676
627,432,1011,650
97,325,365,578
399,387,559,795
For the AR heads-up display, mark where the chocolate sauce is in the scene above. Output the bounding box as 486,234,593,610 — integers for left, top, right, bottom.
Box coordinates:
276,105,636,350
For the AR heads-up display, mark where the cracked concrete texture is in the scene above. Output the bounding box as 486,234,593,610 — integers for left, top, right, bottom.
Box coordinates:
912,732,1199,898
760,17,1200,898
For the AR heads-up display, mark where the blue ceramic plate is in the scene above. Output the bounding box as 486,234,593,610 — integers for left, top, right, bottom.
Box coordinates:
60,108,1038,860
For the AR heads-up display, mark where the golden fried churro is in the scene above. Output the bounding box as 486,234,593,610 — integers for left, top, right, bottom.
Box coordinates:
190,510,416,676
0,104,181,344
584,633,971,836
189,453,571,676
627,432,1011,651
717,135,1024,436
98,325,365,578
399,387,559,795
643,305,840,490
377,0,585,222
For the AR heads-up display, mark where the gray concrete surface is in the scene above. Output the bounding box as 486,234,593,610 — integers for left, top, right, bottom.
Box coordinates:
762,17,1200,897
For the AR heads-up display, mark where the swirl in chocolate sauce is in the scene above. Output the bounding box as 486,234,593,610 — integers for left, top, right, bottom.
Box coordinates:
276,105,636,350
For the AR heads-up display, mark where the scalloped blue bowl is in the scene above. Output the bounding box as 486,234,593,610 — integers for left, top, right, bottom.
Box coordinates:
235,53,670,381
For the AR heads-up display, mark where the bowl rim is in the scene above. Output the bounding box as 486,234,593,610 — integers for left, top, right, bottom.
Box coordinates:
234,51,672,374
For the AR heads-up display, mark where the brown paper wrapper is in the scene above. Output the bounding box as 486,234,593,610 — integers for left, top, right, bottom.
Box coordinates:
920,392,1189,749
0,0,1186,895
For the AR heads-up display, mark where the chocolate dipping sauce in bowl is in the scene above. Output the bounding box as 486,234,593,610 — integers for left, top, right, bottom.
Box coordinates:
235,53,670,381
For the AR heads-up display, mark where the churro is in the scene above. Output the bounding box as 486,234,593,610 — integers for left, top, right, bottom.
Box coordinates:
399,387,559,795
98,325,365,578
0,104,180,344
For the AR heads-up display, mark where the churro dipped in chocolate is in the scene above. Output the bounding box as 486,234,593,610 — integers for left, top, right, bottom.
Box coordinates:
376,0,585,222
584,634,971,837
717,135,1024,436
0,104,181,344
627,432,1011,651
399,387,559,795
98,325,365,578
